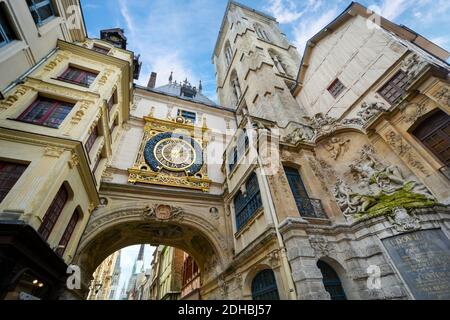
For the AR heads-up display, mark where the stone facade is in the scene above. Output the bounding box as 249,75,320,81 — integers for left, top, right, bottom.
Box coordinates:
1,1,450,301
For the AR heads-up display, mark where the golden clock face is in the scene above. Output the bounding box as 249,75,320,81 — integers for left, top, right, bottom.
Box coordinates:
153,138,196,171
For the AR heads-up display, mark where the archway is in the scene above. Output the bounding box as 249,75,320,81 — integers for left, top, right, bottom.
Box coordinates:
317,260,347,300
251,269,280,300
70,202,229,299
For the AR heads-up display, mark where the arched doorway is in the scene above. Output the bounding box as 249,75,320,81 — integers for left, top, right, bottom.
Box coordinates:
317,260,347,300
70,202,228,300
251,269,280,300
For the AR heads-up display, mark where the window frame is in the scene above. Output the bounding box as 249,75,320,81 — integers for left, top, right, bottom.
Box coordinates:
234,172,263,232
377,70,408,105
38,185,69,241
85,125,99,154
327,78,346,98
92,44,110,55
0,3,17,48
16,96,74,129
55,208,80,256
0,161,28,203
57,66,98,88
27,0,56,27
177,109,196,123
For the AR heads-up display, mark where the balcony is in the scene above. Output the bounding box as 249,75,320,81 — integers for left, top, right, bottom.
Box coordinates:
294,197,327,219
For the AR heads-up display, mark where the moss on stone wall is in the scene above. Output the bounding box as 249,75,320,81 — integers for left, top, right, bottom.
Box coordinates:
355,182,436,221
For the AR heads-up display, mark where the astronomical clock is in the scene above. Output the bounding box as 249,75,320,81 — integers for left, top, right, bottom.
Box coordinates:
128,114,211,192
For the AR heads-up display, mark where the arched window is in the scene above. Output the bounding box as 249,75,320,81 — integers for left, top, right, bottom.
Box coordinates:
38,185,69,240
317,260,347,300
224,41,233,67
269,50,289,76
234,172,262,231
284,166,326,218
251,269,280,300
230,70,242,105
254,23,270,42
56,208,81,256
412,109,450,167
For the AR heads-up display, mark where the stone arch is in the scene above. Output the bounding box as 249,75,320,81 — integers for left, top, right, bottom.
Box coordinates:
71,202,229,298
242,263,273,299
316,256,357,300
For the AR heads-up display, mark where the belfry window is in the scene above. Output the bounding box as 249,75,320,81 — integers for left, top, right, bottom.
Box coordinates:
378,70,408,104
251,269,280,300
234,172,262,231
0,161,27,203
17,96,74,128
0,4,17,47
224,41,233,66
254,23,270,42
27,0,55,26
38,185,69,241
55,208,80,256
57,66,98,87
412,109,450,167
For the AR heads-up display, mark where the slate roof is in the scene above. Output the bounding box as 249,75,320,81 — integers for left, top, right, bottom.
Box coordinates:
136,80,229,111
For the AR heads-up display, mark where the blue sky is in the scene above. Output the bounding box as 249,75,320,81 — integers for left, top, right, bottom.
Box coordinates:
81,0,450,102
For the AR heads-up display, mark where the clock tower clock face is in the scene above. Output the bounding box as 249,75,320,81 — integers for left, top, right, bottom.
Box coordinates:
143,132,203,175
154,138,196,171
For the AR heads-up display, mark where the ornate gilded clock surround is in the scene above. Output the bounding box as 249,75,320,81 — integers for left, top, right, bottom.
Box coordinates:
128,115,211,192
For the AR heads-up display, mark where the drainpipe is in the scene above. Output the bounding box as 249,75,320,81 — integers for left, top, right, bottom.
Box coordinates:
0,47,59,97
255,132,298,300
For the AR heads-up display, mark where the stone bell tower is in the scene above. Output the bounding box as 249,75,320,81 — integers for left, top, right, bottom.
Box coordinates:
213,1,306,126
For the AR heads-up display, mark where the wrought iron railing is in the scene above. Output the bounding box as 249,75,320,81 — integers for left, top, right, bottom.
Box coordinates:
295,197,327,219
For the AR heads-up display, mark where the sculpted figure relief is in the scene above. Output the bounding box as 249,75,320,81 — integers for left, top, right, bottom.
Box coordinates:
333,144,435,219
325,137,350,160
357,102,388,122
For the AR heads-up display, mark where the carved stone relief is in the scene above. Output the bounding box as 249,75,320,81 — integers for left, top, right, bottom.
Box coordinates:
333,144,435,219
357,102,389,122
387,207,421,233
325,137,351,160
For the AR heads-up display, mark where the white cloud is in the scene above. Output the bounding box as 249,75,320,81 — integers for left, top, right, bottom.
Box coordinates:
138,53,198,88
264,0,304,24
368,0,411,21
292,8,339,54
